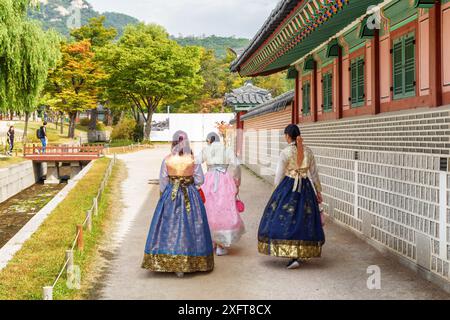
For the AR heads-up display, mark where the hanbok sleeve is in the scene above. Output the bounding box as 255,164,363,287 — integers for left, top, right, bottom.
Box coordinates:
193,163,205,187
159,160,169,193
308,150,322,193
227,148,242,186
195,148,206,165
274,151,288,186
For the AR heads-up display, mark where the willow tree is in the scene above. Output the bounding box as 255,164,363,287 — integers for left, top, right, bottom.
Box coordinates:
0,0,61,138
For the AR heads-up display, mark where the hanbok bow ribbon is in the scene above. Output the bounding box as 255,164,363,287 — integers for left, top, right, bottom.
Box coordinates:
170,176,194,214
212,167,227,193
207,165,229,193
288,169,308,193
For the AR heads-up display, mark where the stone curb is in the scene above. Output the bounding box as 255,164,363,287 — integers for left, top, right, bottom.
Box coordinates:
0,160,96,271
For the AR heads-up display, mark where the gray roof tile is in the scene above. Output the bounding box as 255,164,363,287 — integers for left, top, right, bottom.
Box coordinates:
224,82,272,107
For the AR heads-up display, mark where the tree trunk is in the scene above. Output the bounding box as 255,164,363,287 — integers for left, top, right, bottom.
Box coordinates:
60,112,64,135
68,112,77,139
131,106,140,123
23,112,30,142
89,108,98,130
144,111,153,141
105,109,113,126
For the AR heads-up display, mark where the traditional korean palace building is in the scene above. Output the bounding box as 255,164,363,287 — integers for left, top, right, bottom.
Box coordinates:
229,0,450,291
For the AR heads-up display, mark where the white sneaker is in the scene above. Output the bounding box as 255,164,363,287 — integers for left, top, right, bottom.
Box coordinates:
287,259,301,270
176,272,184,278
216,246,229,256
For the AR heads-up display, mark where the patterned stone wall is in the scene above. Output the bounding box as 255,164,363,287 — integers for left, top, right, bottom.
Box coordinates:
240,105,450,284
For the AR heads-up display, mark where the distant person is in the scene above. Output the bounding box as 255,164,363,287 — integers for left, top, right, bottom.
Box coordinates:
37,121,48,153
6,125,14,156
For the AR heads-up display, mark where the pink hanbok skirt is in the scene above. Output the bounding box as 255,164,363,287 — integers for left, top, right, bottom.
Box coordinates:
203,170,245,247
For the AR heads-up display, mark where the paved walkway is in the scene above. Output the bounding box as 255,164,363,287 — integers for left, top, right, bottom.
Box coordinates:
97,145,450,300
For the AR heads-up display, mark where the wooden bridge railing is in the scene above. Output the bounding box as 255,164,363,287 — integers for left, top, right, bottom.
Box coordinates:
23,144,104,157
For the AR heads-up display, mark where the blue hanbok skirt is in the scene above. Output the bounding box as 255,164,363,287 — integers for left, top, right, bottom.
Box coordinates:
258,176,325,259
142,176,214,273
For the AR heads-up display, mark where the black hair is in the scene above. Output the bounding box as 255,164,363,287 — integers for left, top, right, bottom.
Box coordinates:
171,131,192,157
284,124,301,141
43,121,48,126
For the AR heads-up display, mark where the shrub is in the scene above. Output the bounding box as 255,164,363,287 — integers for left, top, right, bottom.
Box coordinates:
96,122,106,132
111,118,136,141
133,123,144,142
79,118,91,126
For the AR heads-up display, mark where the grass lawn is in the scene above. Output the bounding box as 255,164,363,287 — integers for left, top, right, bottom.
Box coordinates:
0,157,120,300
0,157,27,168
13,121,85,144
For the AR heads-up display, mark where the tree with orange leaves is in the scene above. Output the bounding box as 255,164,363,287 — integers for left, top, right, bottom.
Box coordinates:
46,40,106,138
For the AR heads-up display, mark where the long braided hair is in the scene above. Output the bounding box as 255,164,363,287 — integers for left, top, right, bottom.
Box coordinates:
284,124,304,167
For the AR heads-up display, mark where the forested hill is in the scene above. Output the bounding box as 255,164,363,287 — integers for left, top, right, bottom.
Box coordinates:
173,36,250,58
28,0,139,37
29,1,250,58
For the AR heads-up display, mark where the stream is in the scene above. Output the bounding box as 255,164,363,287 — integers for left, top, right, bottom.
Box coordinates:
0,183,65,249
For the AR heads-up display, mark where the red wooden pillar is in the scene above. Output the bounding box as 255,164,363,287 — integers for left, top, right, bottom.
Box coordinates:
312,62,318,122
293,74,300,124
235,111,246,157
372,29,381,115
336,47,343,120
429,1,442,108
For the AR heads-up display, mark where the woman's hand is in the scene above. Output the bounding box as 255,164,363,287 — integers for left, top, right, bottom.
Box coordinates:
317,192,323,204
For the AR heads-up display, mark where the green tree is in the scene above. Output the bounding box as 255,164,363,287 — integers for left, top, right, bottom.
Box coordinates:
70,16,117,130
46,40,106,138
99,23,204,140
71,16,117,48
0,0,61,138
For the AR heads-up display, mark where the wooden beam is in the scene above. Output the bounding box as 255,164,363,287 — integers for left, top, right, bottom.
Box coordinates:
336,46,343,120
293,74,300,124
373,29,381,115
312,61,318,122
429,1,442,107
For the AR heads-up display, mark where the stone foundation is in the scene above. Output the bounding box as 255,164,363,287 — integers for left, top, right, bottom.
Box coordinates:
0,161,38,203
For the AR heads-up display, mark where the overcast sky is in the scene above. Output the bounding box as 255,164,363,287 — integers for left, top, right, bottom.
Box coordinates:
88,0,280,38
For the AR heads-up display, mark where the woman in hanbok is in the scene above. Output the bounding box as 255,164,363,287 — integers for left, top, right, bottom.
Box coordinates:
142,131,214,277
197,132,245,256
258,124,325,269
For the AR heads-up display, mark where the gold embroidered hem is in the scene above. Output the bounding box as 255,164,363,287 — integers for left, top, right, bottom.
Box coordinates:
141,254,214,273
258,239,323,259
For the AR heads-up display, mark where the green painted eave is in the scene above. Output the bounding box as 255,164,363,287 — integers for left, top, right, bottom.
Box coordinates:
414,0,435,8
261,0,384,75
